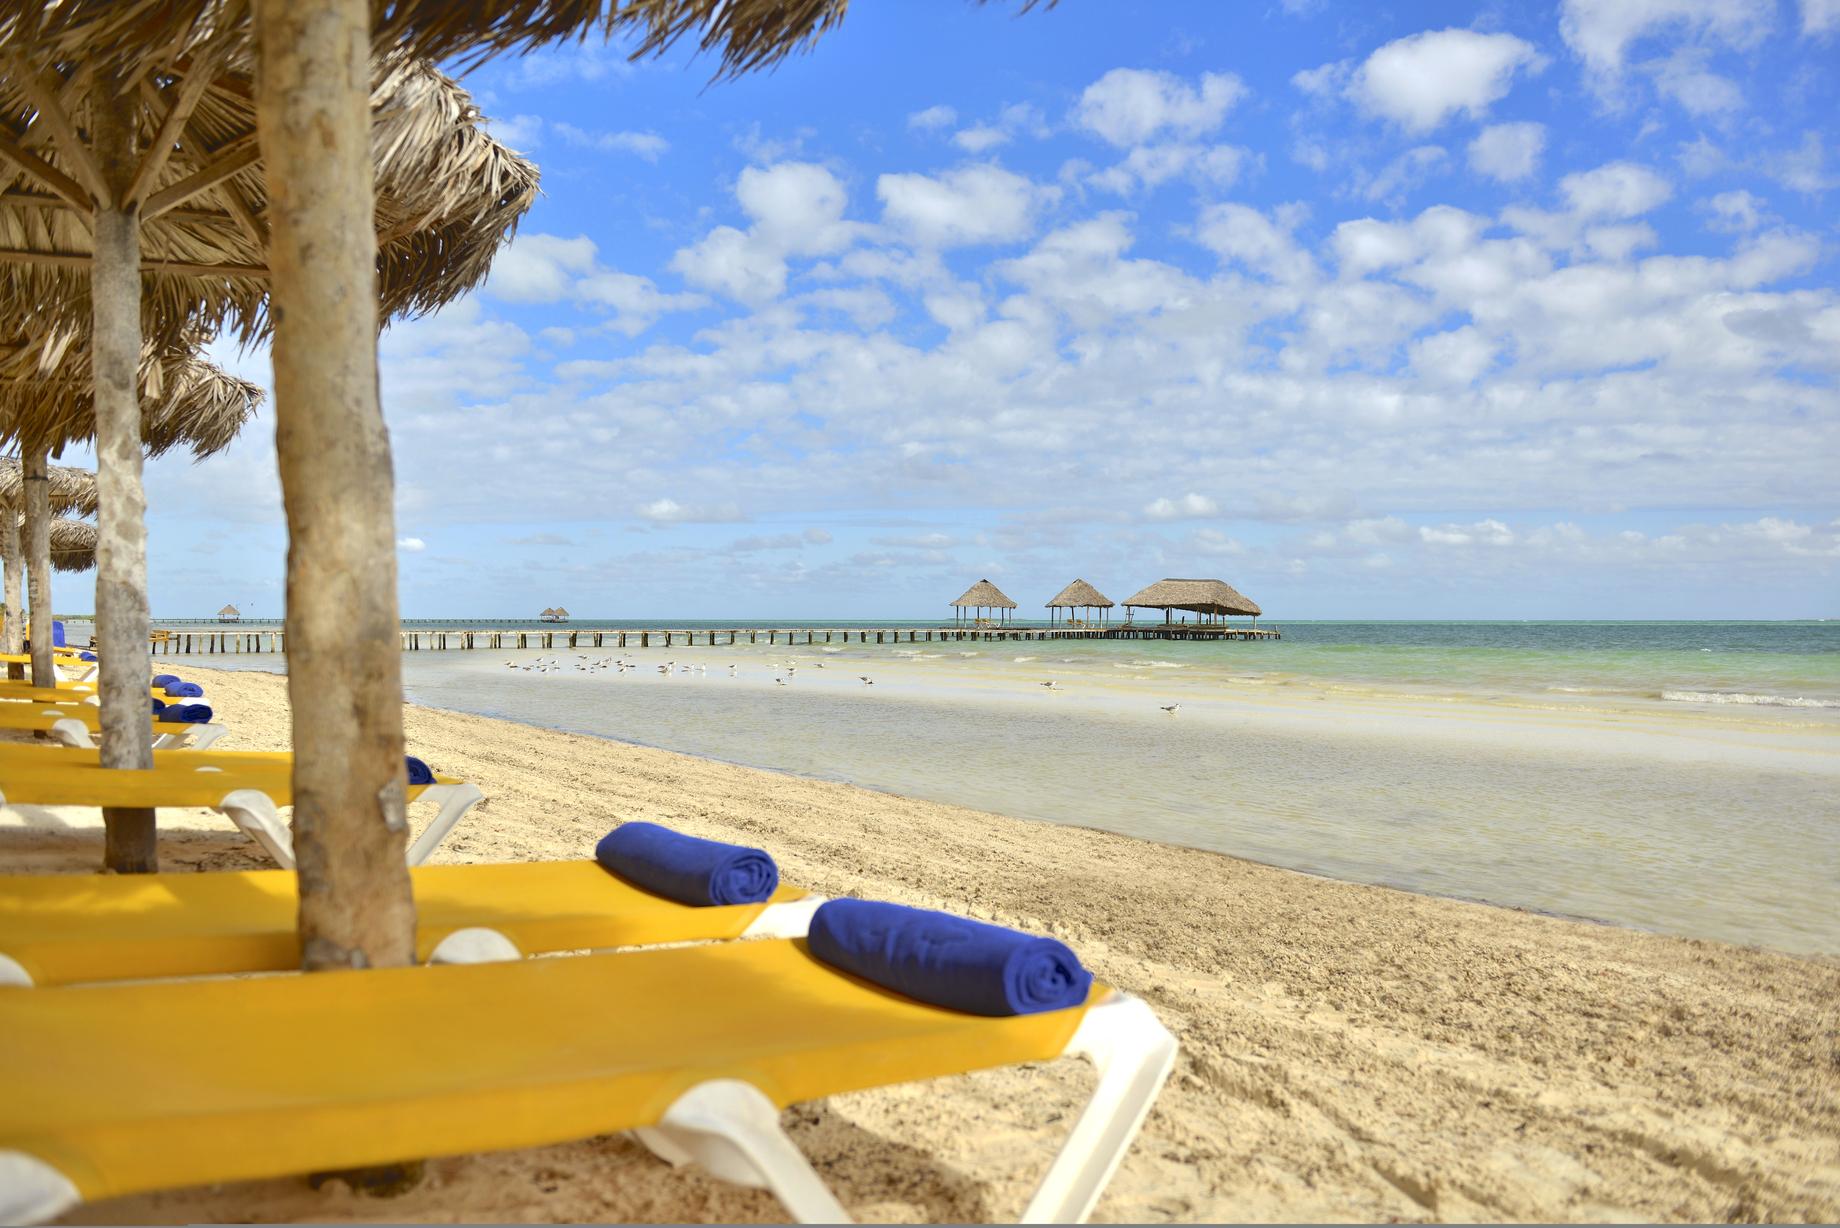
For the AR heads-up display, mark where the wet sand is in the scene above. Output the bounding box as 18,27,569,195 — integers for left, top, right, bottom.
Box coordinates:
6,664,1838,1223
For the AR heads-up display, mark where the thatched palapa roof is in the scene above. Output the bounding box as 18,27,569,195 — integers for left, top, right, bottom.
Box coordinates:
48,517,94,572
0,327,261,458
218,604,239,616
1046,578,1113,609
0,33,540,341
0,457,98,516
952,579,1017,609
1122,578,1262,617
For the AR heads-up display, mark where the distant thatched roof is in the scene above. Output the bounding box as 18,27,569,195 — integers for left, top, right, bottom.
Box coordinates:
1122,578,1261,617
553,607,570,617
0,36,539,342
48,517,95,572
0,327,261,458
1046,578,1113,608
218,604,239,616
0,457,99,516
951,579,1017,609
540,607,557,617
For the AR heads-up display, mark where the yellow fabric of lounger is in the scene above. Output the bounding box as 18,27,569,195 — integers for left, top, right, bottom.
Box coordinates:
0,704,200,742
0,744,452,809
0,862,809,987
0,681,94,701
0,939,1098,1205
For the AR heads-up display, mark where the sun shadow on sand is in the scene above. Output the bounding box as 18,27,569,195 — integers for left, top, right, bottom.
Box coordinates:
0,827,270,874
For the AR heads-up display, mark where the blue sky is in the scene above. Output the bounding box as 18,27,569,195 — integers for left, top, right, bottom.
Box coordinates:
105,0,1840,618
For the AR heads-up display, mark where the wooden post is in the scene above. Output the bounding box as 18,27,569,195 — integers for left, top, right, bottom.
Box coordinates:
86,75,159,872
1,510,23,679
22,445,53,688
255,0,415,971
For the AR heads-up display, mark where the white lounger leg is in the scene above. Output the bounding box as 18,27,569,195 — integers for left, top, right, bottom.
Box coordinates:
0,953,32,987
636,1080,851,1224
738,895,827,939
215,788,295,868
426,927,521,965
47,719,94,749
1019,994,1177,1224
0,1150,80,1225
404,783,485,865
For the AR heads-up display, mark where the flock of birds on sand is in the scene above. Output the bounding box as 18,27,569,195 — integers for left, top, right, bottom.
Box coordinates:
501,653,1183,714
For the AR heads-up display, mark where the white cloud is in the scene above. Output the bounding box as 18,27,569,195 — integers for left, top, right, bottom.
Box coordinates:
1559,0,1775,74
1701,189,1770,231
1351,29,1542,132
1145,493,1220,520
397,537,426,552
1195,203,1317,284
486,113,543,151
1648,47,1744,114
1419,518,1516,546
487,234,598,303
1362,145,1449,203
877,165,1054,248
1089,143,1249,194
672,162,864,303
1075,68,1248,147
635,499,745,525
953,125,1009,153
1805,0,1840,33
551,121,669,161
1468,122,1547,182
1560,162,1674,217
907,104,958,131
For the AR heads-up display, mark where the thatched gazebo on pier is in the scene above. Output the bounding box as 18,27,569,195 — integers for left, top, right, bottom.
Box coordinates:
951,578,1017,627
1122,578,1262,625
1046,578,1113,627
217,604,240,623
552,607,570,623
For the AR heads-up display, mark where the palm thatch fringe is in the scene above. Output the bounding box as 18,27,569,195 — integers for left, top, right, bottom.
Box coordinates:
952,579,1018,609
1045,578,1113,608
1121,578,1261,618
0,39,539,342
48,516,95,572
0,457,99,516
0,327,261,457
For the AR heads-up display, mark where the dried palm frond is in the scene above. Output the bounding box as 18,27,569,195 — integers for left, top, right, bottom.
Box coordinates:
48,515,95,572
0,457,100,516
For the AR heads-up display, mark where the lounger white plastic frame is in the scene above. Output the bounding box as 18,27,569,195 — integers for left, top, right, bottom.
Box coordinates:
213,781,485,869
39,716,229,752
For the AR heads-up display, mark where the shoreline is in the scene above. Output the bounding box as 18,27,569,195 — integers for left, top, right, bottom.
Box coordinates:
8,664,1840,1222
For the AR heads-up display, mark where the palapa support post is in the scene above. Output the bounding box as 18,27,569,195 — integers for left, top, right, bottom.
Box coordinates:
255,0,416,973
22,444,52,687
1,510,23,678
92,74,158,873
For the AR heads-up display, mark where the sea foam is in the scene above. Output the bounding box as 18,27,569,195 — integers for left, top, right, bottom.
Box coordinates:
1660,690,1839,709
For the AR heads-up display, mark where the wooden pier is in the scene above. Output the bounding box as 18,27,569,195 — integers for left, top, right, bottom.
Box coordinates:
146,624,1279,655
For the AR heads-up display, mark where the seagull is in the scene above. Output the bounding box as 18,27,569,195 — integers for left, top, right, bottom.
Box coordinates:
1041,681,1060,691
1160,704,1180,714
775,677,787,686
860,676,874,685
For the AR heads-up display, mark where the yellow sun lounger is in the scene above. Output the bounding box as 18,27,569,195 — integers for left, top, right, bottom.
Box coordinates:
0,859,819,988
0,939,1175,1224
0,653,95,683
0,745,482,870
0,701,227,751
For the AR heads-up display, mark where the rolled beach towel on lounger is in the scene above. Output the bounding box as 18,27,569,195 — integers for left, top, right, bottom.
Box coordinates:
595,821,778,906
808,899,1093,1017
151,674,180,688
157,703,213,724
79,651,97,662
150,697,166,714
405,756,436,786
161,681,204,698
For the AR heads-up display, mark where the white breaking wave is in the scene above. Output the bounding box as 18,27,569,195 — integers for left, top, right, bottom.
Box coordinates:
1660,690,1840,709
1012,656,1037,663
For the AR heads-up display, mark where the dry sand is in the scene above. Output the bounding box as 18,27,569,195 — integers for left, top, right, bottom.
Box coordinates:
5,664,1837,1224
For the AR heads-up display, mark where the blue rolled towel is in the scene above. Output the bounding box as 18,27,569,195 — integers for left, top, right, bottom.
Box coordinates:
807,899,1093,1017
151,674,181,688
150,697,166,714
162,681,204,698
52,620,65,647
157,703,213,724
595,821,778,906
405,755,436,786
79,651,97,662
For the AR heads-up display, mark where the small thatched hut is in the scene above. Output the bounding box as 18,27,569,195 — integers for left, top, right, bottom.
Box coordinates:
1122,578,1262,625
951,579,1017,627
1046,578,1113,627
552,606,570,623
218,604,240,623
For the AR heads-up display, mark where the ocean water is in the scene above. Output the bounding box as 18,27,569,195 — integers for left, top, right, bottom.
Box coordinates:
148,620,1840,954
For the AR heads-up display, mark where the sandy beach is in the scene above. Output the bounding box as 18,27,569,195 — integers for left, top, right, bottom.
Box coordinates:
5,663,1837,1224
